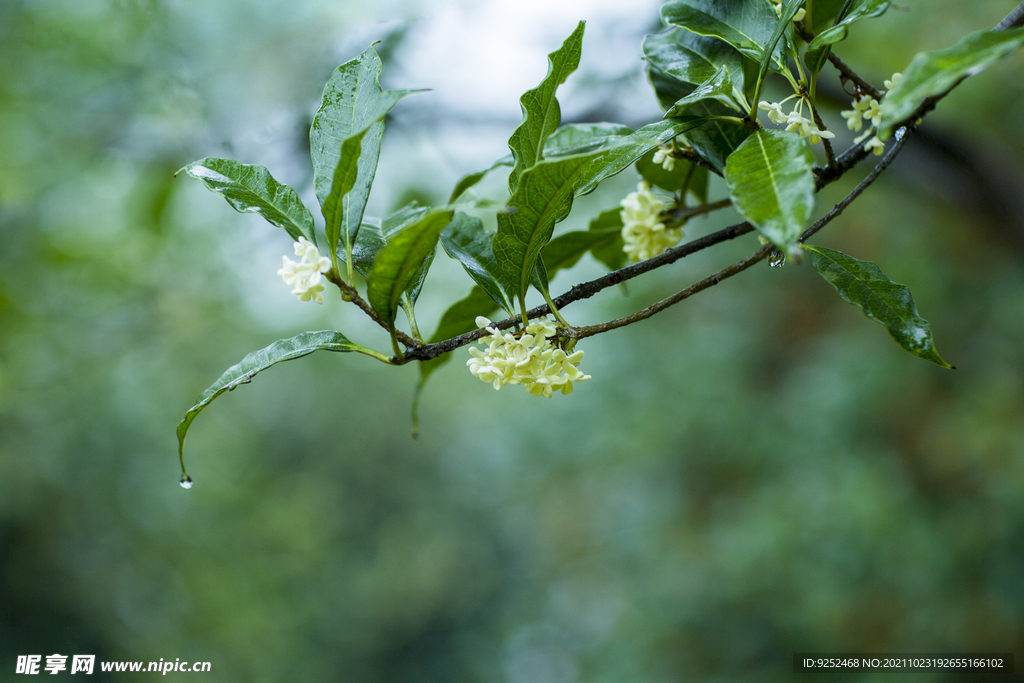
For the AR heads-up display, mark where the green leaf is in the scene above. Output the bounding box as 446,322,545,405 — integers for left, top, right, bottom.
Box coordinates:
177,331,368,462
367,210,454,326
756,0,803,96
588,209,627,272
804,0,847,35
348,202,430,277
636,149,709,203
182,157,314,244
723,129,815,252
310,45,421,266
646,66,753,172
494,151,605,307
440,213,515,314
643,28,748,106
448,122,632,204
661,0,786,71
542,226,622,280
805,245,953,368
507,21,586,194
879,27,1024,139
666,66,744,114
805,0,889,76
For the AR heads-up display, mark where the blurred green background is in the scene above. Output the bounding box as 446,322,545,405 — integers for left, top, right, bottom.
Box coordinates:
2,0,1024,681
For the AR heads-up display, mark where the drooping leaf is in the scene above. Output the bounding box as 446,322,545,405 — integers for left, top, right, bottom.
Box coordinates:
310,45,422,265
588,209,627,272
636,148,709,203
177,331,368,461
723,129,815,252
412,286,500,436
647,66,753,172
661,0,786,71
507,21,586,194
643,28,748,107
804,0,847,35
666,66,744,114
440,213,515,314
879,27,1024,139
756,0,803,95
805,245,953,368
448,122,633,203
541,226,622,279
367,210,454,326
805,0,890,76
494,151,605,307
182,158,314,244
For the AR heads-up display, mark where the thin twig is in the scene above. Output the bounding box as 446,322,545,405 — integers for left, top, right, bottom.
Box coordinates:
808,102,838,169
325,270,419,349
827,53,883,100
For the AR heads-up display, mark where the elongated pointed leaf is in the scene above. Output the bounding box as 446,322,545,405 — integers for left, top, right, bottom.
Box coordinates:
494,151,607,304
311,45,422,263
724,129,815,252
756,0,802,92
182,158,314,244
440,213,515,314
367,210,454,325
177,331,367,460
508,21,586,194
588,209,627,272
661,0,785,71
448,123,633,203
666,65,743,115
647,66,752,172
542,226,622,279
879,27,1024,139
643,28,746,96
348,202,430,277
805,0,890,75
805,245,953,368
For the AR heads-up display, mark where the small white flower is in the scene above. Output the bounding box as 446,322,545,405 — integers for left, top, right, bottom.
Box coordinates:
841,107,863,132
864,135,885,156
277,236,331,304
759,101,788,125
861,98,882,127
652,146,676,172
884,72,903,92
620,181,682,262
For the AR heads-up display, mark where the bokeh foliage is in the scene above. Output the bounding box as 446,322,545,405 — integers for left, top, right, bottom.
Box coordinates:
2,0,1024,681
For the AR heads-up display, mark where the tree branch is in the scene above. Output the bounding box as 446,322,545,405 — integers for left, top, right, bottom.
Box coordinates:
325,270,419,349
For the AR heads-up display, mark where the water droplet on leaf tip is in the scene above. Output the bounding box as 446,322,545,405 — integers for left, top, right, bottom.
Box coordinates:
179,474,193,489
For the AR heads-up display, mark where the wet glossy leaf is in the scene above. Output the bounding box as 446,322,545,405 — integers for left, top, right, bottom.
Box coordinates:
541,226,622,279
661,0,786,71
182,158,314,244
588,209,627,272
647,66,752,172
724,129,814,252
805,245,953,368
311,45,422,263
643,28,747,106
507,21,586,194
367,210,454,326
177,331,367,462
756,0,803,93
879,27,1024,139
636,149,709,203
440,213,515,315
666,65,744,114
804,0,847,34
348,203,431,277
805,0,890,75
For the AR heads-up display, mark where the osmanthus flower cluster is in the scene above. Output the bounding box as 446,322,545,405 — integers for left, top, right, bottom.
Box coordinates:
467,317,591,397
840,73,903,156
619,181,683,262
277,237,331,304
174,1,1011,483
